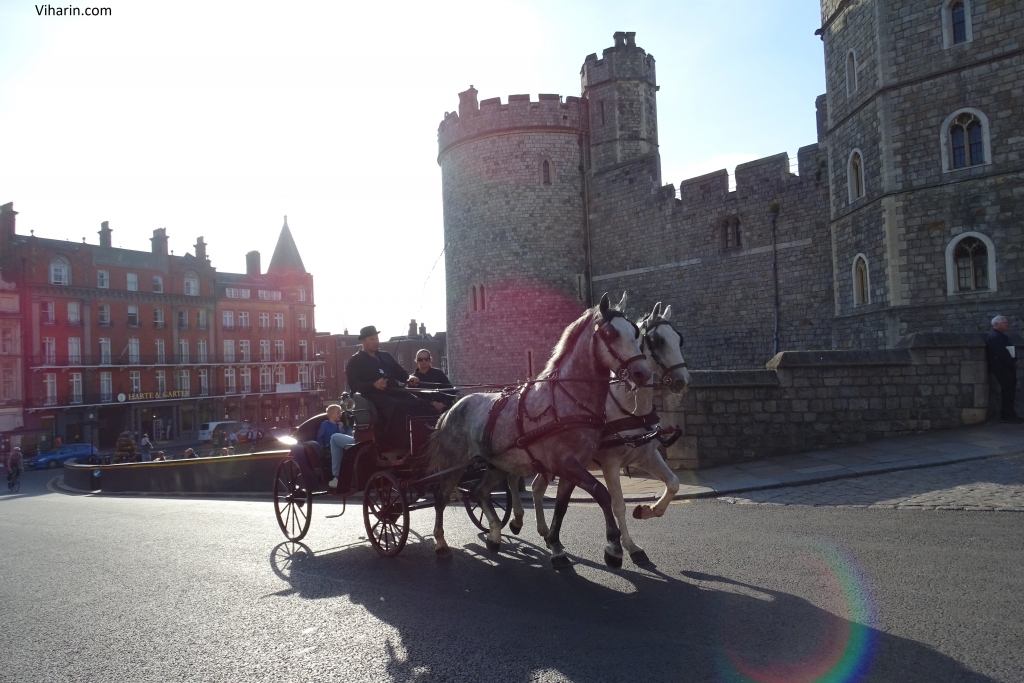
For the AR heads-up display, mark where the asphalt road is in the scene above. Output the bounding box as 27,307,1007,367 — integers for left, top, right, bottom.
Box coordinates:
1,467,1022,683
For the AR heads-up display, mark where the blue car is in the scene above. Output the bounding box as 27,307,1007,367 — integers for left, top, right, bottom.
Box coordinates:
27,444,100,469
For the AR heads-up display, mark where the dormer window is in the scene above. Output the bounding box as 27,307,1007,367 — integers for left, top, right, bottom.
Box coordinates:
49,256,70,286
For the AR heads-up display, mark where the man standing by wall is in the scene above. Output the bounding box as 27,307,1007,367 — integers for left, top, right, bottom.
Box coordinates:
986,316,1022,424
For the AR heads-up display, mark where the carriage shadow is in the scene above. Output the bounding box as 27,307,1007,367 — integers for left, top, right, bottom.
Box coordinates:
269,539,998,683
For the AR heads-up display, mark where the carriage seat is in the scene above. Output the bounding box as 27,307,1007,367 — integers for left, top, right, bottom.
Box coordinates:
350,393,378,431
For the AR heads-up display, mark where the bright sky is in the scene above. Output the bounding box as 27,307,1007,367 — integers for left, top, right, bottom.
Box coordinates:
0,0,825,340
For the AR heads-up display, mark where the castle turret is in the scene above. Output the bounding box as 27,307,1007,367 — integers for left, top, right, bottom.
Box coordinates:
437,89,588,384
581,32,659,175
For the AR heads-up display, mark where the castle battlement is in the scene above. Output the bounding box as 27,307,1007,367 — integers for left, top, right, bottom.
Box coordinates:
666,145,825,204
581,31,656,89
437,88,585,160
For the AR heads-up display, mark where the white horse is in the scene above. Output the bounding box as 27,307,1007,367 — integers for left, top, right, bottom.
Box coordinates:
508,302,691,565
425,293,652,569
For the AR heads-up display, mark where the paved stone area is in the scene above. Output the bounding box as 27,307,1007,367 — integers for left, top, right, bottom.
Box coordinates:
718,453,1024,510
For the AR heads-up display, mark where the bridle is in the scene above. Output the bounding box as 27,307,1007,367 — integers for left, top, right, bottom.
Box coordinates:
594,309,647,382
641,318,687,386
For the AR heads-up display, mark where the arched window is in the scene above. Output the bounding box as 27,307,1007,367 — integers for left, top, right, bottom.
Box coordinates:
945,232,997,295
950,112,984,168
183,271,199,296
942,0,973,48
471,285,477,312
846,51,858,96
721,217,741,250
479,284,486,311
852,254,870,306
540,158,554,186
848,150,865,202
954,237,988,291
49,256,70,286
940,108,990,172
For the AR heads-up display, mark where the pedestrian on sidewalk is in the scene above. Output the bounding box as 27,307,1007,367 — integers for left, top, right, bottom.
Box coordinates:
986,315,1022,424
139,434,152,461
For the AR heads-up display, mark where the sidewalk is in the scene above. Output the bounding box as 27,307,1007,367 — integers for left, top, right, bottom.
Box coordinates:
579,422,1024,503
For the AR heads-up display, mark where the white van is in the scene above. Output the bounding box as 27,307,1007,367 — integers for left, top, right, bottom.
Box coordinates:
198,421,252,443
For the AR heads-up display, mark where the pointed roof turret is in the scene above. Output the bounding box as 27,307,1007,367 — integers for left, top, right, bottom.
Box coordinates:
267,215,306,274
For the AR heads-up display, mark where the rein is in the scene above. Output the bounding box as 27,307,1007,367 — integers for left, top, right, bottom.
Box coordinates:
482,312,648,474
642,318,688,384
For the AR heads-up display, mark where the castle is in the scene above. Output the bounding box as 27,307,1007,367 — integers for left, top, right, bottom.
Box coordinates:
438,0,1024,385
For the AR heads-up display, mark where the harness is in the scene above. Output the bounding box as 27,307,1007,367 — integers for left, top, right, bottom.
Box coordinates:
641,318,688,386
482,310,646,474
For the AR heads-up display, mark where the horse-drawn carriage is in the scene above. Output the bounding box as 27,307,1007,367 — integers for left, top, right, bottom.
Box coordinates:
273,294,691,568
271,394,512,557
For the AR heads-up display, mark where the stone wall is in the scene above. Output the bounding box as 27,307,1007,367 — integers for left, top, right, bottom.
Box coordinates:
588,146,834,369
656,332,1015,469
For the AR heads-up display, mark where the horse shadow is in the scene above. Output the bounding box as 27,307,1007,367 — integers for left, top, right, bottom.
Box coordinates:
268,536,998,683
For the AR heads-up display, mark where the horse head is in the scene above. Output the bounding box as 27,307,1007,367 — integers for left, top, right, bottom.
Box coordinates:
641,302,691,394
595,293,652,390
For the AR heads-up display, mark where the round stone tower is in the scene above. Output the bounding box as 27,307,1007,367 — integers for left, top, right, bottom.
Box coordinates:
437,87,587,385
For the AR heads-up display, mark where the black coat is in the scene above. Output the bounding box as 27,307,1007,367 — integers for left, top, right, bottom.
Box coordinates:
985,329,1017,376
345,350,410,397
413,367,456,408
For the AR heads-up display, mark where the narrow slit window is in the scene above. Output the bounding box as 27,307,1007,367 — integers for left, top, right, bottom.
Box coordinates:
479,284,485,311
542,160,551,186
471,285,477,312
951,1,967,44
846,52,857,95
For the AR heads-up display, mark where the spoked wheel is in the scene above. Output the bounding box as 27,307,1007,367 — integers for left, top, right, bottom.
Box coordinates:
462,480,513,533
273,459,312,541
363,471,409,557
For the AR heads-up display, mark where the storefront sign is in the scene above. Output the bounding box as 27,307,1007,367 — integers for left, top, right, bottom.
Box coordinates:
126,390,191,401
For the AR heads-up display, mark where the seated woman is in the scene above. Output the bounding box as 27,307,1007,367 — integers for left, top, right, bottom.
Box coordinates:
317,404,354,489
412,349,457,412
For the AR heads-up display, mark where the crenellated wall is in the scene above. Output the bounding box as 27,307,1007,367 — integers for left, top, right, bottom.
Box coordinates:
588,145,834,369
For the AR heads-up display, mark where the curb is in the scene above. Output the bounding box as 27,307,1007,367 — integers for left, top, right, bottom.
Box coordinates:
51,449,1019,504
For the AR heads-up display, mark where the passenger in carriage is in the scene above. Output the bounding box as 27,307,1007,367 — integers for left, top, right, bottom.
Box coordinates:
317,403,354,489
412,349,456,413
345,325,437,451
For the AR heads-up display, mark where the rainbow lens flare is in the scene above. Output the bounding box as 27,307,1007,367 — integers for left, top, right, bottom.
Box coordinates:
714,542,877,683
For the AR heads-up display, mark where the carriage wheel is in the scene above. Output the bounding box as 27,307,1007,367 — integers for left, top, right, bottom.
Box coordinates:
463,480,513,533
363,471,409,557
273,459,312,542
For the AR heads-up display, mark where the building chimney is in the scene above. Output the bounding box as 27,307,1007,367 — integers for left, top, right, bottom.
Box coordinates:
151,228,169,255
195,237,207,263
418,322,426,336
408,319,417,336
246,250,261,275
0,203,15,255
97,221,111,247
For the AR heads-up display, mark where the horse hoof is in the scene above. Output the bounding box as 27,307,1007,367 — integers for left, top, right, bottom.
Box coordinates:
486,539,501,554
509,519,523,535
435,546,452,558
551,554,572,570
632,505,644,520
630,550,651,565
604,551,623,569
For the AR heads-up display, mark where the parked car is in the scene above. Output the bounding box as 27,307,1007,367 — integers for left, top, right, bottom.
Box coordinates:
27,443,100,469
199,421,248,443
204,421,254,446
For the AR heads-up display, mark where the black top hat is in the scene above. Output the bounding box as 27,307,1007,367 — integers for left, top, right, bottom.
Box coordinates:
358,325,380,340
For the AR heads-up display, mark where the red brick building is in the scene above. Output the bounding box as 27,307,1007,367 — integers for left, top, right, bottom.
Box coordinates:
0,203,322,447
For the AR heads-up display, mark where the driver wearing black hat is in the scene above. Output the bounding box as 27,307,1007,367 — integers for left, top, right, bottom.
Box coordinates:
345,325,436,450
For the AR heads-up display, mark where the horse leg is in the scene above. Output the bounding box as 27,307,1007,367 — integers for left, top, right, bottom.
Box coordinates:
557,457,623,569
472,467,507,553
632,447,680,520
532,473,552,540
433,469,462,558
600,456,648,566
507,473,525,536
545,475,575,569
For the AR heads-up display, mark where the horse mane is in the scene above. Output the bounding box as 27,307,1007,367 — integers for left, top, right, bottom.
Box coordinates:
539,305,600,378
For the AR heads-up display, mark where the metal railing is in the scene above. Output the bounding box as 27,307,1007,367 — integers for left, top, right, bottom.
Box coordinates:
25,383,322,408
27,352,324,368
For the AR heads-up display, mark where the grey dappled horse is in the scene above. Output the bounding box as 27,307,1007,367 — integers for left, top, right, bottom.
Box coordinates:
520,302,691,565
425,293,652,568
